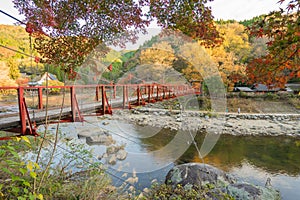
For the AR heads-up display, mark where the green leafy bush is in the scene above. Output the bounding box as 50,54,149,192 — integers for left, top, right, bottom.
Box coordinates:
42,80,64,94
0,136,43,200
143,183,233,200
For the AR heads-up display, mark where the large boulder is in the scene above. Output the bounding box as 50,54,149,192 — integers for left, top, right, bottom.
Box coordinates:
165,163,281,200
165,163,235,188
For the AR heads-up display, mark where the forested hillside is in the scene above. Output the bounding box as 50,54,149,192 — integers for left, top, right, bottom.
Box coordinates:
111,21,269,91
0,25,40,86
0,24,31,60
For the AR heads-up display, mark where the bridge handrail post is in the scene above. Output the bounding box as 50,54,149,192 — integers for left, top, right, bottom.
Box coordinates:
148,85,151,103
17,87,27,134
137,85,140,105
38,87,43,109
101,85,106,115
70,86,76,121
95,86,100,102
122,85,126,108
156,85,159,100
113,84,116,99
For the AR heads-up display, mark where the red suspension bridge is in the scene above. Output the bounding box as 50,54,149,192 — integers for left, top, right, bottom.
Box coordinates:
0,83,198,139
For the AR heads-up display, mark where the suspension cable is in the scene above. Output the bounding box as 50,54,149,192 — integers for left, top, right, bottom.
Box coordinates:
0,9,25,25
0,44,34,58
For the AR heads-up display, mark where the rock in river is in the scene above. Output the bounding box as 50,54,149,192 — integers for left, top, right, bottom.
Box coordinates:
165,163,281,199
165,163,235,188
116,149,127,160
86,133,115,145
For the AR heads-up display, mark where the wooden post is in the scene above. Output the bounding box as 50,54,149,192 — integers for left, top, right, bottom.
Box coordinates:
200,81,203,96
38,87,43,109
137,85,140,105
70,86,83,121
113,84,116,99
95,86,100,102
70,86,76,122
101,85,106,115
148,85,151,103
17,87,26,135
122,85,126,108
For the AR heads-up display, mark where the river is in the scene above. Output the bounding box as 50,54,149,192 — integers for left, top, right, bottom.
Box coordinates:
47,118,300,200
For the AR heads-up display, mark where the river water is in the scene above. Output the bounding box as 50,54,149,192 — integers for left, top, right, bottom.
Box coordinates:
37,118,300,199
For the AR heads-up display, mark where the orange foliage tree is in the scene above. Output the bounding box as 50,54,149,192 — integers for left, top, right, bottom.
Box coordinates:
13,0,222,79
246,0,300,87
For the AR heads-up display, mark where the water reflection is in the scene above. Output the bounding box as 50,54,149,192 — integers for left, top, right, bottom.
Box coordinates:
140,129,300,176
140,130,300,200
177,134,300,176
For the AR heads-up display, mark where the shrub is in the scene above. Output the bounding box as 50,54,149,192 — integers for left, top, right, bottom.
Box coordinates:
0,133,125,200
42,80,64,94
144,183,233,200
0,79,17,95
0,136,43,200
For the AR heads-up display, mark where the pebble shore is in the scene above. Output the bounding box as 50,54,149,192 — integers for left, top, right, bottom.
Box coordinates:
109,107,300,137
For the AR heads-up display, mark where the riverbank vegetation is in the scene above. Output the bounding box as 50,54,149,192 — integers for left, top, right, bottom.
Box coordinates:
0,135,127,199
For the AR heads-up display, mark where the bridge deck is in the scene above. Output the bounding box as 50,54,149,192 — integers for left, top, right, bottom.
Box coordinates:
0,84,197,134
0,93,176,131
0,98,126,130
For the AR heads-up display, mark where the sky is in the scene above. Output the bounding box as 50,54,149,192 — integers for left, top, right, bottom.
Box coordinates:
208,0,286,21
0,0,286,25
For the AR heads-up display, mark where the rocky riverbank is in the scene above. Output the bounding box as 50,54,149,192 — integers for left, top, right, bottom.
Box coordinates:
108,107,300,137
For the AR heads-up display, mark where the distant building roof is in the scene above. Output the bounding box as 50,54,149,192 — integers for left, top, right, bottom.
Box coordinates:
28,72,58,86
285,87,293,92
286,83,300,92
252,84,280,92
234,87,253,92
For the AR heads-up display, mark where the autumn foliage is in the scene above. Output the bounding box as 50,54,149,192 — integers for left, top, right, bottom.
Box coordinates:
13,0,222,80
12,0,299,87
247,0,300,87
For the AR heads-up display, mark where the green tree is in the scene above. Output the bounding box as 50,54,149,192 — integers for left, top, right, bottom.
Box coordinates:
47,64,64,82
19,59,44,76
7,58,20,80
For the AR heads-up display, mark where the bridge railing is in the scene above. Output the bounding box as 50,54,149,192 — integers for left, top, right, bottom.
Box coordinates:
0,83,197,136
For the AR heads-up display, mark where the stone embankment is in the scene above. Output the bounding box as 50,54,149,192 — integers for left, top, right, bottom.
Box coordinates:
110,108,300,137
